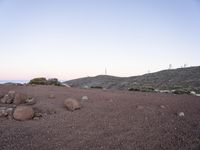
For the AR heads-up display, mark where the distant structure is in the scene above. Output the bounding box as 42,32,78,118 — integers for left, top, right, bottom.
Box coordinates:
169,64,172,70
184,64,187,68
105,68,107,75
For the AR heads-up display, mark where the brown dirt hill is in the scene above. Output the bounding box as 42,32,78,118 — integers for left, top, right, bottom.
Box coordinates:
65,66,200,92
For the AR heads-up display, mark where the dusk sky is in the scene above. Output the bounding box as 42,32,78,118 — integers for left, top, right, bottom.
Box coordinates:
0,0,200,80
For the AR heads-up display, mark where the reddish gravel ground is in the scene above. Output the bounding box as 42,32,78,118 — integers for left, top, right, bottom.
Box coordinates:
0,85,200,150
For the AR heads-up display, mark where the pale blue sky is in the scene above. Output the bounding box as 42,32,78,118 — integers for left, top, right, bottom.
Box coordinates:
0,0,200,80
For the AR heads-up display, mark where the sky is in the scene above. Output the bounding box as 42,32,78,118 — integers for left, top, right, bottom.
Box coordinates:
0,0,200,80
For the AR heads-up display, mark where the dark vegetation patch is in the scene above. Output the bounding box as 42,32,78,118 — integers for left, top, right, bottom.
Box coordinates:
29,78,61,86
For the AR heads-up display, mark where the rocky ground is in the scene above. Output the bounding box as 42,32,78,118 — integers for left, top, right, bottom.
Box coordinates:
0,85,200,150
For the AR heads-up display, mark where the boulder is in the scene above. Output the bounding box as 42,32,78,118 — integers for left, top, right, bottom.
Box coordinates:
1,95,8,103
1,90,16,104
8,91,16,99
1,94,13,104
64,98,81,111
13,106,34,121
13,93,27,105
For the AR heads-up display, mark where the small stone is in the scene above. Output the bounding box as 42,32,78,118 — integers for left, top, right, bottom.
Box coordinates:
83,85,89,89
6,108,14,116
160,105,166,109
0,107,8,117
7,115,13,120
25,98,36,105
195,94,200,97
178,112,185,117
34,112,42,117
190,91,196,95
33,117,40,120
48,94,55,99
64,98,81,111
13,106,34,121
81,96,88,101
136,105,144,110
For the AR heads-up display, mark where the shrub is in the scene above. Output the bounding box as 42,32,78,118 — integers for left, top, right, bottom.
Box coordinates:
90,86,103,89
128,86,155,92
29,77,47,85
128,87,140,91
172,89,191,94
29,77,61,86
140,86,155,92
47,78,61,86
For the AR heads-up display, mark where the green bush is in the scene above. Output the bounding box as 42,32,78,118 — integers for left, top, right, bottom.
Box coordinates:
29,77,61,86
29,77,47,85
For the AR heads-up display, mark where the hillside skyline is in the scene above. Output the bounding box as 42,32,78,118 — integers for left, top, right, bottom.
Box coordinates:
0,0,200,80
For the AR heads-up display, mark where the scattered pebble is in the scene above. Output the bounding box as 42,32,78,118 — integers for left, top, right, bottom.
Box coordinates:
81,96,88,101
0,107,8,117
160,105,166,109
25,98,36,105
178,112,185,117
33,117,40,120
48,94,55,99
136,105,144,110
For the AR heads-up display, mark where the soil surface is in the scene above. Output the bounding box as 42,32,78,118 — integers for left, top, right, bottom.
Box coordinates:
0,85,200,150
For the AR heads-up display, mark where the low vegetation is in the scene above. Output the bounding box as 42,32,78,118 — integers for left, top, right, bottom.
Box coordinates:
29,77,61,86
90,86,103,89
128,86,155,92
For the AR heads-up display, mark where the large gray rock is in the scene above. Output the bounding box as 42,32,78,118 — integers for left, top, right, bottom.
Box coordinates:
64,98,81,111
13,106,34,121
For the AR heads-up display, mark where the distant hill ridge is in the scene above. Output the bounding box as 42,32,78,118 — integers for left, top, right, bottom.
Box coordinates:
64,66,200,92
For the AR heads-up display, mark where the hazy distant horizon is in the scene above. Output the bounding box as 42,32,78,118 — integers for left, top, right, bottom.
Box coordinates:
1,0,200,80
0,65,199,82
